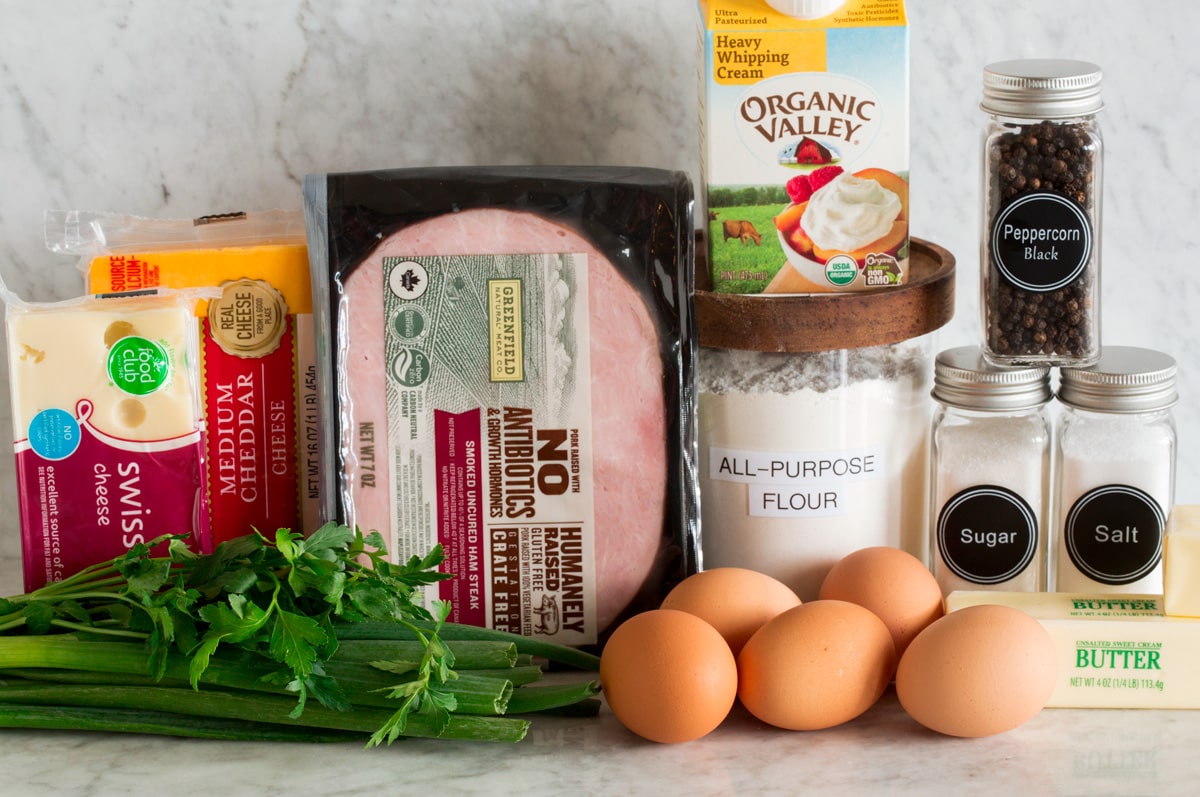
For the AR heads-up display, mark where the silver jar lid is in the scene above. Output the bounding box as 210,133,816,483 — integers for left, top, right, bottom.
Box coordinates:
1058,346,1178,413
933,345,1052,411
982,59,1103,118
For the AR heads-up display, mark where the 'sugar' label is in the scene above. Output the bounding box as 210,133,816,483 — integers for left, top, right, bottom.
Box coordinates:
379,253,599,644
937,484,1038,584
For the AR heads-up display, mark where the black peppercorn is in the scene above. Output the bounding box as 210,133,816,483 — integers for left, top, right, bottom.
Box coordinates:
981,60,1103,366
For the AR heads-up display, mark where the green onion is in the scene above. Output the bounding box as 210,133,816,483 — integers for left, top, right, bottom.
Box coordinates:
0,682,529,743
336,621,602,671
0,704,363,743
0,526,602,745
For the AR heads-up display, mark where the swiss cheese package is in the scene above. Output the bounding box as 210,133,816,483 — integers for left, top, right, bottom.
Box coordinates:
48,209,319,544
698,0,910,293
2,287,211,590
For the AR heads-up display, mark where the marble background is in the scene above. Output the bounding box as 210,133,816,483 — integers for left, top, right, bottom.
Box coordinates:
1,0,1197,590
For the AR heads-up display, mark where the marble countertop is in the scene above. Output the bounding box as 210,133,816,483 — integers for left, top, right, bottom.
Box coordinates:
3,1,1200,793
3,686,1198,796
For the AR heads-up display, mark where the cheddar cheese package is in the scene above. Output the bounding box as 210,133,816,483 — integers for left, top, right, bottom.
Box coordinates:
47,209,319,545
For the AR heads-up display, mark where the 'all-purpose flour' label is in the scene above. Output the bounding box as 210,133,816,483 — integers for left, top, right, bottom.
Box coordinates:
379,253,599,646
708,444,884,517
698,0,909,293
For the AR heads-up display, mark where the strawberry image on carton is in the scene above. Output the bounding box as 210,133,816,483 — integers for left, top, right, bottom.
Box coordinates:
698,0,909,293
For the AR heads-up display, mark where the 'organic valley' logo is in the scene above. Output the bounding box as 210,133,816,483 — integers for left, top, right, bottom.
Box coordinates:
736,73,880,168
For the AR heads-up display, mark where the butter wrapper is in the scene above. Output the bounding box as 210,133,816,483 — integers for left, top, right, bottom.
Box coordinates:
947,590,1200,709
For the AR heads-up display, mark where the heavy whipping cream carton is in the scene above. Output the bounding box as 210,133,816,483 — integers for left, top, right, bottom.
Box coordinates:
698,0,910,293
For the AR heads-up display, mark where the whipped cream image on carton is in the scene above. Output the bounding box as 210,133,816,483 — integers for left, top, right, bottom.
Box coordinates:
698,0,910,293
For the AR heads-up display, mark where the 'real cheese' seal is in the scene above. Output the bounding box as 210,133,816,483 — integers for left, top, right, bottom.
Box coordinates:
206,278,288,358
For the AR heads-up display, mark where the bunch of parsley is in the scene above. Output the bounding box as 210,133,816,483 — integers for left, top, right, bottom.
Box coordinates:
0,524,599,745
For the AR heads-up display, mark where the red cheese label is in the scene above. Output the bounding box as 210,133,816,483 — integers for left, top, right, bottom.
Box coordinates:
204,317,302,543
16,399,208,589
434,408,486,628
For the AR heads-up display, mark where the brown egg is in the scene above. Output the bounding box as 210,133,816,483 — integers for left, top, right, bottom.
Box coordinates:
737,600,895,731
818,546,944,660
600,609,738,744
660,567,802,656
896,604,1057,738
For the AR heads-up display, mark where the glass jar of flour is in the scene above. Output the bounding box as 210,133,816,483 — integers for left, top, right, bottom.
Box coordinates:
1055,346,1178,593
694,239,955,600
930,346,1052,596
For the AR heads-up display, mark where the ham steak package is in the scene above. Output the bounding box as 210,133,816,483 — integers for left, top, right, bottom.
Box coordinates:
303,166,698,645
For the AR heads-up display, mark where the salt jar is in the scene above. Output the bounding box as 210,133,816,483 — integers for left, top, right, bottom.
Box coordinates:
1055,346,1178,593
694,239,955,601
980,59,1103,367
929,346,1052,595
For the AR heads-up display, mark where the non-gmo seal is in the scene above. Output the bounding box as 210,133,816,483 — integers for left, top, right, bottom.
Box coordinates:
208,278,288,358
107,336,171,396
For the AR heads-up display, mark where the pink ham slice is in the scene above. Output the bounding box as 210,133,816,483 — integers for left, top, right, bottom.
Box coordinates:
340,208,667,632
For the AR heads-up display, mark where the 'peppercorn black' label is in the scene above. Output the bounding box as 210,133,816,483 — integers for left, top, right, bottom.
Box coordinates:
1064,485,1165,586
936,485,1038,584
990,192,1092,292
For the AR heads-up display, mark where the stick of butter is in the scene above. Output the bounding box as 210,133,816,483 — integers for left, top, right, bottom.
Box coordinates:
1165,505,1200,618
946,590,1197,709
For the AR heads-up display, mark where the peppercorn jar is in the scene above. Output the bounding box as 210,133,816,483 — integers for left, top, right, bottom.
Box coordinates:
930,346,1053,596
980,59,1103,367
1055,347,1178,594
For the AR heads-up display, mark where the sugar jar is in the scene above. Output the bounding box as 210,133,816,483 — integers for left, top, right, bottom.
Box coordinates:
930,345,1052,595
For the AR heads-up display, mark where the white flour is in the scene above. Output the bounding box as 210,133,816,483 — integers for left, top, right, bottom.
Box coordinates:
698,344,931,601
